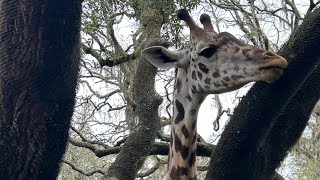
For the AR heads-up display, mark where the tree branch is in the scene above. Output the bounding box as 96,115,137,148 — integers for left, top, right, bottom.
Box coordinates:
62,159,107,176
81,42,136,67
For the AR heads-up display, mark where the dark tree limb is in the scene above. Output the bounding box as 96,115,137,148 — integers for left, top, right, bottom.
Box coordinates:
255,63,320,179
206,7,320,180
0,0,81,179
69,137,215,157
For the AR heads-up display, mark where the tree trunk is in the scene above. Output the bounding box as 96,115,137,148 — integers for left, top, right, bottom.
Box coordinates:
206,7,320,180
106,1,167,179
0,1,81,179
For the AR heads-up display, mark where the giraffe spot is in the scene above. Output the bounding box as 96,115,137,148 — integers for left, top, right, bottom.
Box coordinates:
181,125,190,139
181,145,189,159
176,78,182,94
205,85,210,89
231,75,243,80
243,67,248,74
223,70,228,74
197,71,203,80
187,94,192,101
198,84,204,92
242,48,250,55
213,81,221,87
198,96,205,103
234,46,240,53
192,121,196,130
189,151,196,167
192,71,197,80
198,63,209,74
245,54,253,61
223,76,230,81
221,80,228,86
170,165,188,178
174,132,182,152
223,47,228,52
234,64,240,71
219,37,229,47
175,100,185,124
191,85,197,93
212,69,220,78
204,78,211,84
190,109,196,115
192,133,197,144
253,48,265,55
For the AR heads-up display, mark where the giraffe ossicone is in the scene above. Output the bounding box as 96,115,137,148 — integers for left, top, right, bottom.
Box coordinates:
142,9,288,180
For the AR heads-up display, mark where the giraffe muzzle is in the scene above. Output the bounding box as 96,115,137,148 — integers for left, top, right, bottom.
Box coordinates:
258,52,288,70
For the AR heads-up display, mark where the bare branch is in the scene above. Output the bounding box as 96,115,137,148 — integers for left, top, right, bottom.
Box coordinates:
69,138,120,157
62,159,107,176
284,0,302,29
79,79,121,99
81,42,136,67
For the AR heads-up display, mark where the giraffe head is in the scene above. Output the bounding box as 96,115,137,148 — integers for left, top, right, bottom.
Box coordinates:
142,9,288,95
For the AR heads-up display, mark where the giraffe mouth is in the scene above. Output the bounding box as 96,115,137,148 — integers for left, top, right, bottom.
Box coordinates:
258,56,288,71
259,66,285,83
259,66,284,71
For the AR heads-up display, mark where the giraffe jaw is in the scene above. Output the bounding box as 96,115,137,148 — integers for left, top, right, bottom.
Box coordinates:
259,67,284,83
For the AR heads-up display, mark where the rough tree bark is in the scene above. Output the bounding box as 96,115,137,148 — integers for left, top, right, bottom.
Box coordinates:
206,7,320,180
0,0,81,179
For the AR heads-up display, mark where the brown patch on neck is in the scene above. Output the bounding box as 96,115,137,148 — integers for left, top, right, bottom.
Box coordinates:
181,125,190,139
175,99,185,124
170,165,188,179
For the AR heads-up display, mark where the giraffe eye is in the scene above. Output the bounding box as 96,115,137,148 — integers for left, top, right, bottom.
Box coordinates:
198,46,217,58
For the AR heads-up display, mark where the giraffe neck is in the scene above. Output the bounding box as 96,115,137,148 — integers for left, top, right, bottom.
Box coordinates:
168,68,205,180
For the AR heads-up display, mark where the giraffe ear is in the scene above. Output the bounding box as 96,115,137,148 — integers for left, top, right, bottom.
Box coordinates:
141,46,184,69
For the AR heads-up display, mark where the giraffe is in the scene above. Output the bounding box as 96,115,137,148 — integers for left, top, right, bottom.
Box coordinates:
141,9,288,180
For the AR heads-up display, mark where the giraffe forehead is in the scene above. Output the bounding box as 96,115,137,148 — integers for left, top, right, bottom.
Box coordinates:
189,31,246,52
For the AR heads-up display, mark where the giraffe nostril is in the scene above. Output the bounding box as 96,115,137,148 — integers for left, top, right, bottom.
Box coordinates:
262,51,277,57
262,51,276,58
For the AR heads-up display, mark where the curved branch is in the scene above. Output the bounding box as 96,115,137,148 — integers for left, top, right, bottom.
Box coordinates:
81,42,137,67
79,80,121,99
62,159,107,176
